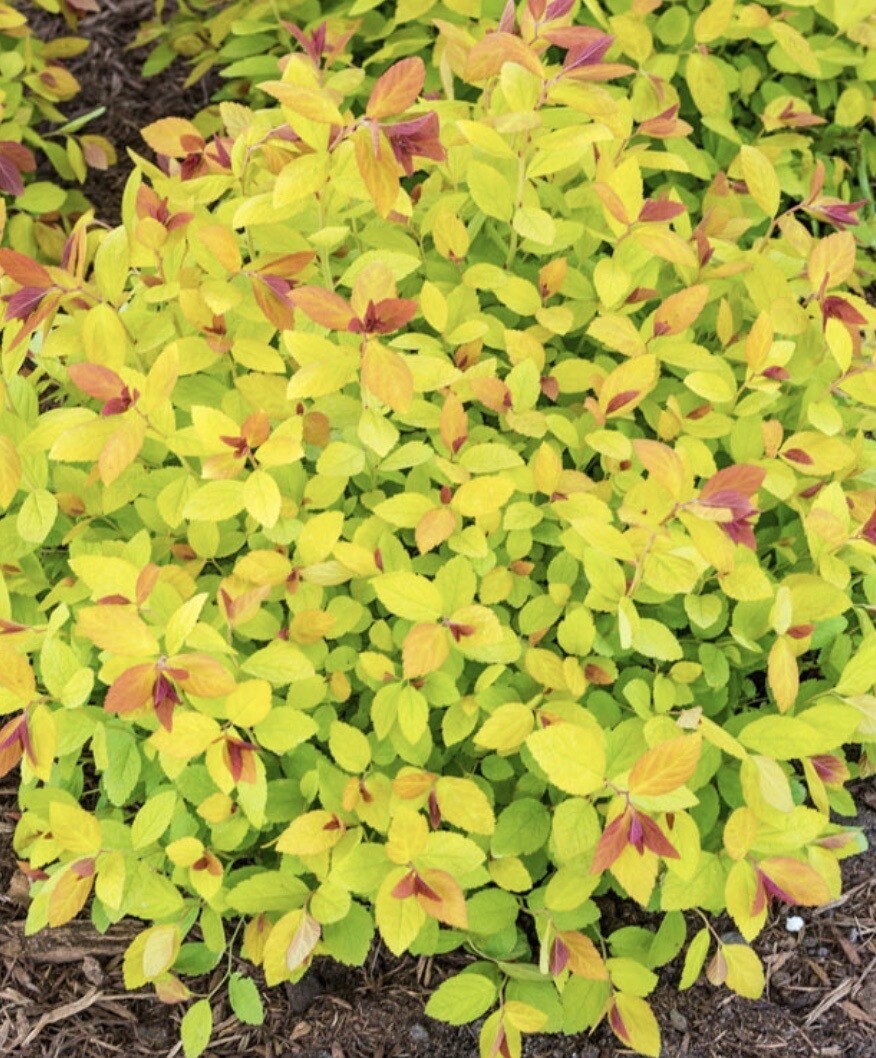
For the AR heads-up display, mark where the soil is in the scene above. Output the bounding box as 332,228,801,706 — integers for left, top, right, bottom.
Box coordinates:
5,3,876,1056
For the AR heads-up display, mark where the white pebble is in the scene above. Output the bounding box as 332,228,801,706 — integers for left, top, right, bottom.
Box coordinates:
786,915,805,933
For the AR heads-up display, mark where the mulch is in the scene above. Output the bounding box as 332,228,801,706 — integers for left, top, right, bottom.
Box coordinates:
0,781,874,1058
5,3,876,1055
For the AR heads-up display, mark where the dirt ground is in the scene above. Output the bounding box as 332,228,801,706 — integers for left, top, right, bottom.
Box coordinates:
5,2,876,1056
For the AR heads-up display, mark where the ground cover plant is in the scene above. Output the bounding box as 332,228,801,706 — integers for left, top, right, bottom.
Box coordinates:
0,1,875,1056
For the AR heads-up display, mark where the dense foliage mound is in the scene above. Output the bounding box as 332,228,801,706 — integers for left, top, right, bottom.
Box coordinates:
0,2,875,1056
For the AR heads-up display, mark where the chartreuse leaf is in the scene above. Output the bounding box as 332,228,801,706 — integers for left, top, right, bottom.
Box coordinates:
181,1000,213,1058
425,972,498,1024
228,973,264,1026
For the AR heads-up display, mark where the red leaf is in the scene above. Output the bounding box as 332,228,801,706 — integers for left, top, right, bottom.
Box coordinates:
605,389,639,415
590,810,631,873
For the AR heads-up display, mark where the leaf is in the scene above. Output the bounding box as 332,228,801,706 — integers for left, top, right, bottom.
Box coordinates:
375,870,427,955
425,972,497,1025
48,869,94,927
367,57,426,119
276,810,346,856
599,354,658,418
768,636,798,713
653,285,708,337
403,623,450,679
373,572,444,623
142,924,180,979
354,126,400,218
244,469,282,528
740,145,781,217
180,999,213,1058
527,722,606,796
435,776,495,835
679,928,710,989
76,607,159,657
361,340,414,412
609,994,661,1058
228,973,264,1026
629,735,702,797
722,944,765,999
451,475,515,518
142,117,205,158
0,435,22,508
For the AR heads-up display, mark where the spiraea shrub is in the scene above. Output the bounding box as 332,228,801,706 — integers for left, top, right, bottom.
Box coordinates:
1,2,875,1056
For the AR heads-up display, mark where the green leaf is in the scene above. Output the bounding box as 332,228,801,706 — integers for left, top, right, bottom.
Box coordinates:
424,972,497,1025
181,999,213,1058
229,973,265,1026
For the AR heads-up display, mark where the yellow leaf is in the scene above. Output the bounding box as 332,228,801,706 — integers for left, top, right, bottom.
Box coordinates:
243,469,282,528
722,944,765,999
276,810,345,856
48,868,94,928
807,232,856,292
76,606,159,657
0,645,36,701
503,1001,548,1033
375,869,427,955
99,415,146,485
474,702,534,753
225,680,272,727
354,127,400,218
416,867,468,928
0,434,22,508
740,145,780,217
599,354,658,418
386,806,429,864
452,475,515,518
609,994,661,1058
629,735,702,798
142,924,180,980
759,857,830,906
686,52,727,116
415,507,456,554
526,721,606,796
49,802,102,855
403,623,450,679
289,609,335,644
768,636,798,713
141,116,204,158
632,439,685,498
435,776,495,835
374,572,444,623
361,340,413,412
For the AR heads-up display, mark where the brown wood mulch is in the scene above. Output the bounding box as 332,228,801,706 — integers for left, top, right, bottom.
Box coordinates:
0,781,874,1058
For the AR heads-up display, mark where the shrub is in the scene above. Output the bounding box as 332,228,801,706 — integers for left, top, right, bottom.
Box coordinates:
1,3,875,1057
0,0,115,254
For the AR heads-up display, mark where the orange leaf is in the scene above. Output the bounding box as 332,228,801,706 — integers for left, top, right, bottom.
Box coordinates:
141,117,205,158
701,464,766,500
366,57,426,120
105,664,156,715
558,931,609,980
292,286,355,331
172,654,236,697
415,867,468,929
653,284,709,337
48,868,94,927
464,32,544,82
759,858,831,907
403,623,450,680
628,735,702,797
415,507,456,554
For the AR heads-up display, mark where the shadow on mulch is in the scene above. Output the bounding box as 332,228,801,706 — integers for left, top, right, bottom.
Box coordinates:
0,781,873,1058
27,0,219,225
